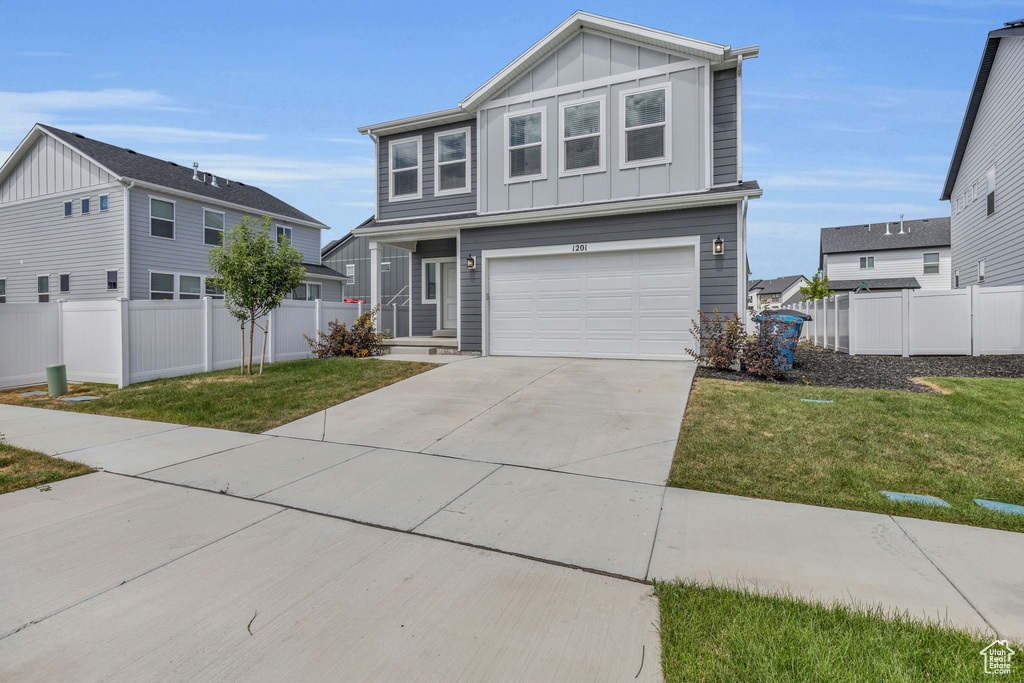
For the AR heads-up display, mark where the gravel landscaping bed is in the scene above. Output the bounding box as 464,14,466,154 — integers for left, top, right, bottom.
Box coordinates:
697,344,1024,392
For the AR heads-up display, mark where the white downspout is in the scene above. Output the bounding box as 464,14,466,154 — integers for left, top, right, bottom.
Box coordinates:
122,179,135,299
740,196,749,326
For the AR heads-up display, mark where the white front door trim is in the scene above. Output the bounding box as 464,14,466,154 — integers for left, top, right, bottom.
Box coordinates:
481,235,702,357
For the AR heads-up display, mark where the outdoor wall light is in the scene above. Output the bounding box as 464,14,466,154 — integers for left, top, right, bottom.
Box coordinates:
466,254,477,270
713,237,725,256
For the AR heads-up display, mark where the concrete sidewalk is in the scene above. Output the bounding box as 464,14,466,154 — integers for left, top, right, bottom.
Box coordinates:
0,473,659,681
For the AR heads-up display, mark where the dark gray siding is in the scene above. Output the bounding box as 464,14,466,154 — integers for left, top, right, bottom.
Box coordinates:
712,68,738,185
377,121,477,222
322,234,409,301
459,204,740,351
410,238,457,336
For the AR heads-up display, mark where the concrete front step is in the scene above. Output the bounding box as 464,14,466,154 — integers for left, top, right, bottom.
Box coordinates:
387,346,436,355
383,337,458,348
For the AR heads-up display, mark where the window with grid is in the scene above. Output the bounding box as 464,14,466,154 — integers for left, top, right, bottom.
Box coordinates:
623,88,667,164
436,130,469,194
562,99,602,173
507,111,544,180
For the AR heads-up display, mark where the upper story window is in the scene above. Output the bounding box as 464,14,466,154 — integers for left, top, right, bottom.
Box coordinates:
346,264,355,278
277,226,292,244
435,129,470,196
771,293,781,303
560,97,604,175
389,137,422,201
979,259,986,283
64,201,72,217
37,275,49,303
621,85,671,167
150,197,175,239
59,273,70,293
0,278,6,303
81,198,91,214
107,269,118,291
986,167,996,216
100,195,109,211
923,253,940,275
204,209,225,246
859,256,874,269
954,268,960,288
506,109,545,182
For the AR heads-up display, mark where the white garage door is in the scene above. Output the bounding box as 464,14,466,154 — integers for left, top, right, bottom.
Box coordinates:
487,246,697,360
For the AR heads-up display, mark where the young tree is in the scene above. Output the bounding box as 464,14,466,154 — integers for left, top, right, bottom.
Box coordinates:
207,215,305,375
800,271,833,302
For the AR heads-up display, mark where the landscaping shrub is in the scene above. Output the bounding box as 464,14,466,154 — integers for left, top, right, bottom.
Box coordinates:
742,316,797,380
304,307,389,358
686,309,744,371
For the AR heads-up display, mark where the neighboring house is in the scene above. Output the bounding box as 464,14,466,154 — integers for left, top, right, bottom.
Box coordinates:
321,224,410,303
0,124,346,304
747,274,807,309
819,217,951,292
942,19,1024,288
353,12,761,360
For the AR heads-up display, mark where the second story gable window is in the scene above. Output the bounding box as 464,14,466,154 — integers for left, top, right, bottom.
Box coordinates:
860,256,874,269
622,85,670,167
561,98,604,175
100,195,109,211
389,138,422,201
923,253,940,275
506,109,545,182
64,201,72,217
435,129,470,196
81,198,91,214
277,226,292,244
150,198,175,239
204,209,225,246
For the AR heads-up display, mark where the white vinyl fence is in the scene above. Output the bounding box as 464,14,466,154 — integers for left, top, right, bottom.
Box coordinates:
788,285,1024,356
0,298,409,389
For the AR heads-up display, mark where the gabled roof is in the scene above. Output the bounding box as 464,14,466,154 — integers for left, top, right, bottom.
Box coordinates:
820,217,950,260
748,279,763,291
941,22,1024,201
302,262,347,281
0,124,328,228
751,275,806,295
321,217,376,258
358,11,758,137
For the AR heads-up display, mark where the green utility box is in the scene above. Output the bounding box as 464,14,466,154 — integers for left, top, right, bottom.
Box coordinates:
46,364,68,397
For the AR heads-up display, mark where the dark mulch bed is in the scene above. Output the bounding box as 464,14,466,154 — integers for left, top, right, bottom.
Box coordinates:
697,344,1024,392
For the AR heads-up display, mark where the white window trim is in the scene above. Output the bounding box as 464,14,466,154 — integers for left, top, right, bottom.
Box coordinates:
148,270,210,300
276,225,293,243
434,127,471,197
388,136,423,202
860,256,874,269
421,257,455,304
105,269,119,292
149,195,176,240
979,259,986,283
100,194,109,212
81,196,92,214
345,263,355,277
63,201,73,218
293,280,323,301
504,107,547,184
0,277,6,303
381,261,391,273
203,207,226,246
923,252,940,275
619,83,673,170
37,274,50,303
59,272,71,293
559,95,606,177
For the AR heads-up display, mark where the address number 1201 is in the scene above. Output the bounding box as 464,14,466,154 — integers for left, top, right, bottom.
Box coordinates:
572,244,588,252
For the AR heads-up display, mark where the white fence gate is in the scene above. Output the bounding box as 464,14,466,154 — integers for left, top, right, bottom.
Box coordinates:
0,298,408,389
789,285,1024,356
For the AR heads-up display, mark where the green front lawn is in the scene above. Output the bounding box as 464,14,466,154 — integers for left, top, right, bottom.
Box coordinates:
669,377,1024,532
0,358,436,433
0,441,94,495
658,582,1018,682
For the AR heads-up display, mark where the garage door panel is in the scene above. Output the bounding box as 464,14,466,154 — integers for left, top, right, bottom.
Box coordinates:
487,245,697,360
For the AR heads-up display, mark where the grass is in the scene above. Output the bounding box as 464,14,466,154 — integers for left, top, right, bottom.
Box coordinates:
0,357,436,433
0,441,94,495
658,581,1020,682
669,377,1024,533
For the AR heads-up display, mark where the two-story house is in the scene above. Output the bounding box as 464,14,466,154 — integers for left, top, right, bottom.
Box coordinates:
942,19,1024,287
819,217,951,292
748,275,807,310
353,12,761,360
0,124,346,304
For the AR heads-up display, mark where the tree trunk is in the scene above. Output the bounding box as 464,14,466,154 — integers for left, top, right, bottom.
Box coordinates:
240,322,245,375
259,316,268,375
247,314,256,375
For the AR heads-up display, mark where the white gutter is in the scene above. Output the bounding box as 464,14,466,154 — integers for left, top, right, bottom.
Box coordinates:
122,180,135,299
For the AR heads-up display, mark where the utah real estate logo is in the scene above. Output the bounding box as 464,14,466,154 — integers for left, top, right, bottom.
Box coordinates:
981,640,1015,675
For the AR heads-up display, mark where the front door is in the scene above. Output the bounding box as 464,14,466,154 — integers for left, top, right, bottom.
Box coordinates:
440,261,458,330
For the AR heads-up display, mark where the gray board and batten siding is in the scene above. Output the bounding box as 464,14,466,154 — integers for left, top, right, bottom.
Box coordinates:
377,121,477,222
712,68,738,185
476,32,710,215
322,234,410,301
128,187,327,299
0,133,117,203
410,238,458,337
459,203,740,351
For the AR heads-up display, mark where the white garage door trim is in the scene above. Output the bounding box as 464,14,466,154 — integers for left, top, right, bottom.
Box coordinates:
481,235,701,359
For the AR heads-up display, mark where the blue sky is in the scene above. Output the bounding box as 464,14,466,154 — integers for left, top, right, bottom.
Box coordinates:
0,0,1015,278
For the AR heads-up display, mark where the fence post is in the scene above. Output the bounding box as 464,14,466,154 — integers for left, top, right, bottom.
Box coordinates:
392,303,398,336
267,308,276,364
833,297,840,351
848,294,857,355
203,297,214,372
56,299,65,365
971,285,982,356
358,301,363,318
901,289,911,357
315,298,323,336
116,297,130,388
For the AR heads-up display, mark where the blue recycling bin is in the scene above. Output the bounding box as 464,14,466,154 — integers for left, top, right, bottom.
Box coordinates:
753,310,810,368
